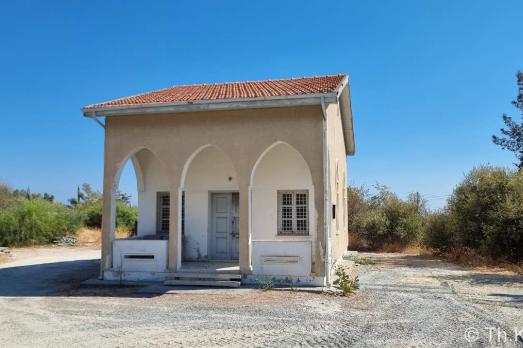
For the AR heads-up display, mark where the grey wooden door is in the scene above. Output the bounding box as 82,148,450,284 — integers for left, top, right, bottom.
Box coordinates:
210,193,239,260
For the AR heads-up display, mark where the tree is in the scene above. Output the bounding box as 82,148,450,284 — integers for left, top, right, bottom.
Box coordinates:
68,183,100,207
68,183,132,207
11,188,54,202
115,191,132,205
493,71,523,168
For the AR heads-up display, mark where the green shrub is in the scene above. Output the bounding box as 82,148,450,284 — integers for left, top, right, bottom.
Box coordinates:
79,200,137,232
333,266,359,296
423,211,454,252
447,166,523,261
381,196,423,245
0,199,82,246
354,207,388,248
81,200,103,228
350,185,423,249
116,203,138,231
0,209,18,245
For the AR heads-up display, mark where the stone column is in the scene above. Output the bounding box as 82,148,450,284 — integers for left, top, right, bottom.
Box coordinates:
101,158,116,274
167,187,180,271
239,184,251,274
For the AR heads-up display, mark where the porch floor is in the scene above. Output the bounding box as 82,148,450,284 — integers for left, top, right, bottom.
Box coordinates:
179,261,240,274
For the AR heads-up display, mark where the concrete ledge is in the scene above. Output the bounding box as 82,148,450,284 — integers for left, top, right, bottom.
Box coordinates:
80,278,153,287
243,274,325,287
103,270,170,282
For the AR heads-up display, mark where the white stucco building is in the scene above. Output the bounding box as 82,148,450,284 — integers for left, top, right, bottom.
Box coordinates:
82,74,355,287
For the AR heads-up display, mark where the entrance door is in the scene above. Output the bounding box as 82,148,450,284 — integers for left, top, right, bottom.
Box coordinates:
210,192,239,260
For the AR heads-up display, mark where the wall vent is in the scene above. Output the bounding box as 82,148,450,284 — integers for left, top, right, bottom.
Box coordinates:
124,254,155,260
263,256,300,264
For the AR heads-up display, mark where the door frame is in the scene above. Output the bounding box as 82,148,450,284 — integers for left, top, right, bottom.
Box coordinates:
208,191,239,261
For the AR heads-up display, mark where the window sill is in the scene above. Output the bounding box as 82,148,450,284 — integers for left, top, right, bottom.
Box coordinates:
277,232,310,236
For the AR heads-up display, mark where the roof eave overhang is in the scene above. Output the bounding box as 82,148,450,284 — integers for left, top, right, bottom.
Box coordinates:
82,93,339,117
338,85,355,156
332,75,355,156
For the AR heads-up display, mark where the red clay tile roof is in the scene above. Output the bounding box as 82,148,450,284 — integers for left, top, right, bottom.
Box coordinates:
84,74,347,110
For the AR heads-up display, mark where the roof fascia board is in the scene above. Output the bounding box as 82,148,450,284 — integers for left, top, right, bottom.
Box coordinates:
334,75,349,98
337,84,355,155
82,92,339,117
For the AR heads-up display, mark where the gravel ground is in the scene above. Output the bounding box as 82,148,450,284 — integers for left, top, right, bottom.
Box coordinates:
0,247,522,347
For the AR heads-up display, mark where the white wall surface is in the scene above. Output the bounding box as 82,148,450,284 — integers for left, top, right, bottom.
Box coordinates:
133,149,169,237
327,103,349,266
184,146,238,260
251,240,312,277
112,239,168,273
251,143,316,274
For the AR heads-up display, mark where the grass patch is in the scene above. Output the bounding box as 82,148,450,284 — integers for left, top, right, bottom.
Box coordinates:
344,255,379,265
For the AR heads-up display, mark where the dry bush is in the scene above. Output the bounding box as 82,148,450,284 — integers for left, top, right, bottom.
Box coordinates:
76,227,133,248
115,227,133,239
0,254,10,264
76,227,101,247
348,232,368,250
374,242,429,255
441,247,523,275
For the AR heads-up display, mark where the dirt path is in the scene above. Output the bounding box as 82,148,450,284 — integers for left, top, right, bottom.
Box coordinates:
355,252,523,347
0,248,521,347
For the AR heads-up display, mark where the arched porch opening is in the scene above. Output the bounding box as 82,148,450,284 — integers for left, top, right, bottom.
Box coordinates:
112,148,170,239
179,145,240,270
103,147,171,279
249,141,316,278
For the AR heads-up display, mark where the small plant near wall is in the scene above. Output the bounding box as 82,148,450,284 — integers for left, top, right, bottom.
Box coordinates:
333,266,359,296
255,276,275,291
114,265,125,286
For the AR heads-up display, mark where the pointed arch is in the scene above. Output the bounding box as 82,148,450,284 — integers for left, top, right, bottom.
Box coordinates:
248,140,317,274
179,144,213,189
110,146,170,238
113,146,167,194
250,141,314,189
179,144,240,262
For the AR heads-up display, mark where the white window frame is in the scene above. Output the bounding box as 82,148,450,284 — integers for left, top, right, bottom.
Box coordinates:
277,190,309,235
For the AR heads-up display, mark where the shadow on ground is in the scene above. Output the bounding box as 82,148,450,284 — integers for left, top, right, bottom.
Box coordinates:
0,259,159,298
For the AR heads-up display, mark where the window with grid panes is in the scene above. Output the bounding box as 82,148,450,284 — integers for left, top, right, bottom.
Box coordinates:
278,190,308,235
156,192,170,235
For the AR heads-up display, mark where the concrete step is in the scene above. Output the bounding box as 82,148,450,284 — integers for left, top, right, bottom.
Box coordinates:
164,279,241,288
171,272,241,281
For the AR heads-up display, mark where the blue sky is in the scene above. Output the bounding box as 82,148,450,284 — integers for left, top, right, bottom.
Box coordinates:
0,1,521,209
